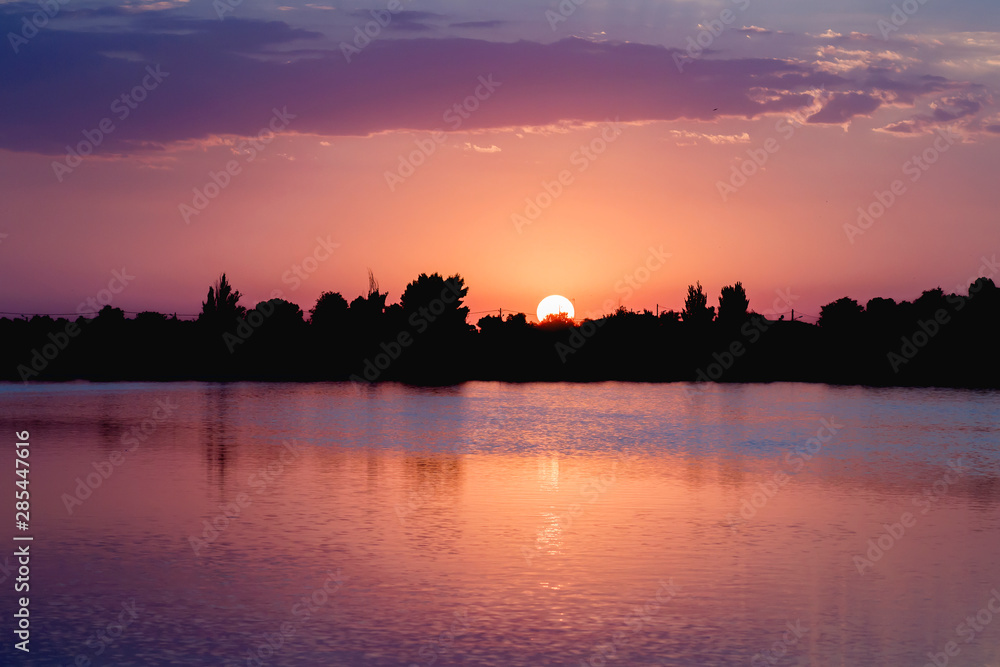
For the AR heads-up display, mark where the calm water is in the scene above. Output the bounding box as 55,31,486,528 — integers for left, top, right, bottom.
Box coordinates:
1,381,999,666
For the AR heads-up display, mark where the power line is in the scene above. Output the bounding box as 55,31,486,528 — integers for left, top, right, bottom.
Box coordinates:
468,308,531,316
0,311,200,318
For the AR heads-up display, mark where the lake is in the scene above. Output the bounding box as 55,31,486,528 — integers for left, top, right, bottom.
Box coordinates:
2,381,999,666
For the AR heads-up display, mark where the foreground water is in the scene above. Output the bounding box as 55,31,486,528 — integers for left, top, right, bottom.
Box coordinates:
1,381,999,666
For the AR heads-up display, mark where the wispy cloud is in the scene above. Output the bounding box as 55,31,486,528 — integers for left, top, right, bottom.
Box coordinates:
463,142,501,153
670,130,751,145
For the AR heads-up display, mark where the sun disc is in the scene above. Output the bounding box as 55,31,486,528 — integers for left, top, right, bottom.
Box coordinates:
537,294,575,322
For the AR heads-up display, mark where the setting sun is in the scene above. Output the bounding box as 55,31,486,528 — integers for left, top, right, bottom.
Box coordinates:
537,294,575,322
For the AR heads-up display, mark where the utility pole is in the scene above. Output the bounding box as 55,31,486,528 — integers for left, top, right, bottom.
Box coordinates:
791,309,795,322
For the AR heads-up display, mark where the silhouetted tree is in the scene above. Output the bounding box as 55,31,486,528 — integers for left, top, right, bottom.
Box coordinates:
229,298,307,378
135,311,167,324
718,282,749,327
965,278,1000,361
310,291,348,328
344,271,389,348
682,282,715,325
865,297,896,318
307,291,351,375
392,272,472,381
95,305,125,323
350,270,387,320
506,313,529,328
970,277,997,297
478,312,530,333
399,273,471,336
199,273,245,328
477,314,503,334
818,297,864,329
252,298,304,328
914,287,949,317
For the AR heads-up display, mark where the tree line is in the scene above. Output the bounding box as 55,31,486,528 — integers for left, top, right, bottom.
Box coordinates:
2,271,999,387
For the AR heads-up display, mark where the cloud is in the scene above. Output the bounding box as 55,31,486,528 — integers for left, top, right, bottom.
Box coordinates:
120,1,190,12
450,20,509,29
463,142,501,153
669,130,750,145
877,91,992,135
808,29,843,39
347,10,442,32
0,12,987,155
930,94,983,121
880,120,919,133
807,92,882,124
812,45,922,74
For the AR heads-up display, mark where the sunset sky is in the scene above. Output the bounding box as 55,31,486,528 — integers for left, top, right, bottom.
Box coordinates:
1,0,998,321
